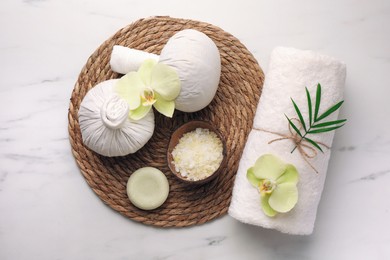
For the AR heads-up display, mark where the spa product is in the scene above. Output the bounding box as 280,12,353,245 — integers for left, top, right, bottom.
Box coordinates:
171,128,223,181
78,79,155,157
159,29,221,112
110,29,221,113
229,47,346,235
110,45,159,75
127,167,169,210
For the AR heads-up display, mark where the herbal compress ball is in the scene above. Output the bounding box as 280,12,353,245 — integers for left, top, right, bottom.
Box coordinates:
78,79,155,157
159,29,221,112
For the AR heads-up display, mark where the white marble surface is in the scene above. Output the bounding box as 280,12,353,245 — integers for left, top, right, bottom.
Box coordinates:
1,0,389,259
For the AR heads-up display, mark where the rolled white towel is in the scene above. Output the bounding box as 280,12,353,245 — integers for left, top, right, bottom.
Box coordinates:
228,47,346,235
110,45,159,74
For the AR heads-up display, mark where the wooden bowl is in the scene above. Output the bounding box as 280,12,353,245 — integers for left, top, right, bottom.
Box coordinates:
167,120,227,185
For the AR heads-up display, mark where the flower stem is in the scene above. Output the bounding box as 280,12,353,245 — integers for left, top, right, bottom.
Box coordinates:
291,127,311,153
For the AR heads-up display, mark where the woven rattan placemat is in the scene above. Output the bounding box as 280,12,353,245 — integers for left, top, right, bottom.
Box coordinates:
68,16,264,227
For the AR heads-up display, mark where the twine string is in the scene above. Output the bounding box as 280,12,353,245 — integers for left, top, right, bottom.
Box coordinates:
254,118,330,173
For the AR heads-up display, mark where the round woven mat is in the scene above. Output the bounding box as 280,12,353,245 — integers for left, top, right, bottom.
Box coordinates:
68,16,264,227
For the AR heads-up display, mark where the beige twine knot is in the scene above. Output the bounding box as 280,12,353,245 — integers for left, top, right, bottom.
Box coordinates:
254,118,330,174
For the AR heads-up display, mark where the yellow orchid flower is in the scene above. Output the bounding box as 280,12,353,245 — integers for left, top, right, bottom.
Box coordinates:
115,59,181,120
247,154,299,217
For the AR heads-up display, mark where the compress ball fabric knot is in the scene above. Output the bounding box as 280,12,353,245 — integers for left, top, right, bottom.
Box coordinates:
78,79,155,157
100,94,129,129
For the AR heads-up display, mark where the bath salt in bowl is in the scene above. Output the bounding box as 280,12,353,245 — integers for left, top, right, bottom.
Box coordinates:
167,121,227,185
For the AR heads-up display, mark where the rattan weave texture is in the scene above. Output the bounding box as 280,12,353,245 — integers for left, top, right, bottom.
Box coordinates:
68,16,264,227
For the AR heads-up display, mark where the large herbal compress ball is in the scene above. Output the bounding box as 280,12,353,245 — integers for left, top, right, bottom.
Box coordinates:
159,29,221,112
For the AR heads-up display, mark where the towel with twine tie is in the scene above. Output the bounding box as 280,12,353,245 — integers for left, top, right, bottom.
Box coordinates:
255,117,330,174
228,47,346,235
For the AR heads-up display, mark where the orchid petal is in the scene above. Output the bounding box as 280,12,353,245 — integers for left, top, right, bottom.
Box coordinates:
129,104,152,121
115,72,143,110
247,167,261,187
268,183,298,213
253,154,286,181
138,59,157,86
276,164,299,185
151,63,181,101
153,93,175,118
261,194,277,217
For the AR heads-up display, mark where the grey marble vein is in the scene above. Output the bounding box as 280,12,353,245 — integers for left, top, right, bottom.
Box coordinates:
0,171,8,191
0,77,65,94
5,115,31,123
0,171,8,182
0,138,14,142
349,169,390,183
40,77,61,84
206,236,227,246
150,235,228,260
19,76,62,88
337,145,356,152
364,135,390,153
3,153,48,162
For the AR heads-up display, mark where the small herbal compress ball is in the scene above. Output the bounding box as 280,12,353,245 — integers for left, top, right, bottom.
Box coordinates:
78,79,155,157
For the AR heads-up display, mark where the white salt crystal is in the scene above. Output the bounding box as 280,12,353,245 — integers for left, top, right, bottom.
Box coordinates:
171,128,223,181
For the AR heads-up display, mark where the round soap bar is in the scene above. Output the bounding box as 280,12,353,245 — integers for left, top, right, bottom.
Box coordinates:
126,167,169,210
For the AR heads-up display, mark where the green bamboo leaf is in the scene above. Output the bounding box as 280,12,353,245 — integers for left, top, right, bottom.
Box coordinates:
306,87,312,126
285,114,302,137
307,124,345,134
291,98,306,131
304,137,323,153
316,101,344,122
312,119,347,128
314,83,321,121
